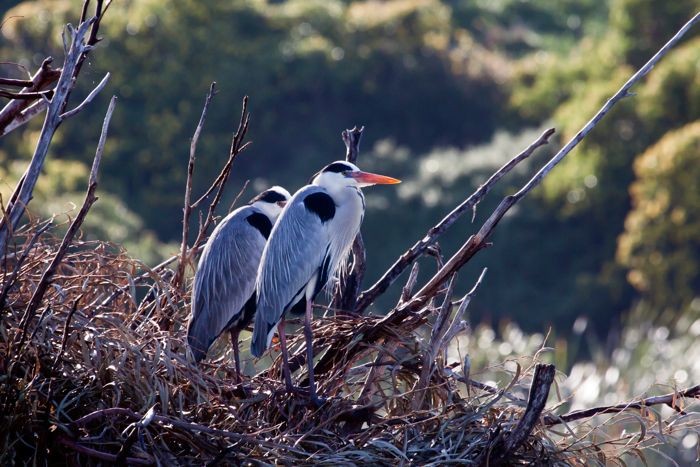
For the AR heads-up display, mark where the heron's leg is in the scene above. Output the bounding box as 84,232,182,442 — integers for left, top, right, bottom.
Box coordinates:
229,329,241,384
304,299,323,406
277,318,294,392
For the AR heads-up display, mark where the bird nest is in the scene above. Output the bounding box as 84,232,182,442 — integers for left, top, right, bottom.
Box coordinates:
2,224,694,466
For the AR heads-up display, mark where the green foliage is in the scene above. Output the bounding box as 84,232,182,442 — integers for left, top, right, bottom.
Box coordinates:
507,21,700,333
2,0,508,238
618,121,700,319
609,0,700,67
449,0,609,56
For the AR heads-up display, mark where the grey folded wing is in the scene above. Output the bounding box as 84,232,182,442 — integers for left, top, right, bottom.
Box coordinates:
251,187,331,356
187,207,266,361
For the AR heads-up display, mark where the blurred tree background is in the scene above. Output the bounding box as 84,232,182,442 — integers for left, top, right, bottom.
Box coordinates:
2,0,700,363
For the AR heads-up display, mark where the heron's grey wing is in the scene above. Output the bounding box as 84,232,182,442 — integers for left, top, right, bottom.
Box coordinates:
251,187,331,356
187,207,266,361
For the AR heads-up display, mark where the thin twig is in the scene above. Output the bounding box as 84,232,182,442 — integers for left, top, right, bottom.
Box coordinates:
58,72,110,120
544,383,700,426
188,96,251,252
331,126,366,312
0,17,100,251
12,95,115,357
191,96,250,209
172,82,217,291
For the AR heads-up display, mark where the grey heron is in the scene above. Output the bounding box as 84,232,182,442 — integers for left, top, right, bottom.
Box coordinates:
187,186,291,381
251,161,400,404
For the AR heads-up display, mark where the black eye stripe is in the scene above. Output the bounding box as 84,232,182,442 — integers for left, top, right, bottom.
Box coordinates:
322,162,353,173
249,190,287,204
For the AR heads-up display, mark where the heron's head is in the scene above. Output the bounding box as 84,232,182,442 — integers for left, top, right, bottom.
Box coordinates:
249,186,291,221
310,161,400,191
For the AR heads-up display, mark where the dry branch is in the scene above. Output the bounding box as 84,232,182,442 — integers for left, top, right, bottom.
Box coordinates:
188,95,251,253
331,126,366,312
12,95,115,357
544,383,700,426
191,96,250,209
491,363,556,464
0,0,107,137
0,58,60,136
173,82,217,291
0,17,109,252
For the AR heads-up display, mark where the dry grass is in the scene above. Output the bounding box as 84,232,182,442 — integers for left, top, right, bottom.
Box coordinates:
1,223,699,466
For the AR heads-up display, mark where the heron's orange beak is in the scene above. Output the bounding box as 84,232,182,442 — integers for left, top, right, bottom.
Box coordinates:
348,171,401,185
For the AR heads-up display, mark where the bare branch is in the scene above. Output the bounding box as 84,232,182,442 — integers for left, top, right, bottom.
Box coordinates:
189,96,251,252
343,125,364,163
58,72,110,120
191,96,250,208
0,99,49,137
331,126,366,312
0,17,100,252
544,383,700,426
12,95,115,357
354,127,555,313
0,58,60,135
490,364,556,464
172,82,217,291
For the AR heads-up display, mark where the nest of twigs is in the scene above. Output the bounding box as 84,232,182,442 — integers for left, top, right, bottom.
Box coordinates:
4,224,693,466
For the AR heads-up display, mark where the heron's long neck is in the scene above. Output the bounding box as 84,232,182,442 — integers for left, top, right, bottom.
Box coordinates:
326,186,364,277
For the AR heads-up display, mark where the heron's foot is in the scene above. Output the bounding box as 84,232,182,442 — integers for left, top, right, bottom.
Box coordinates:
308,392,327,408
